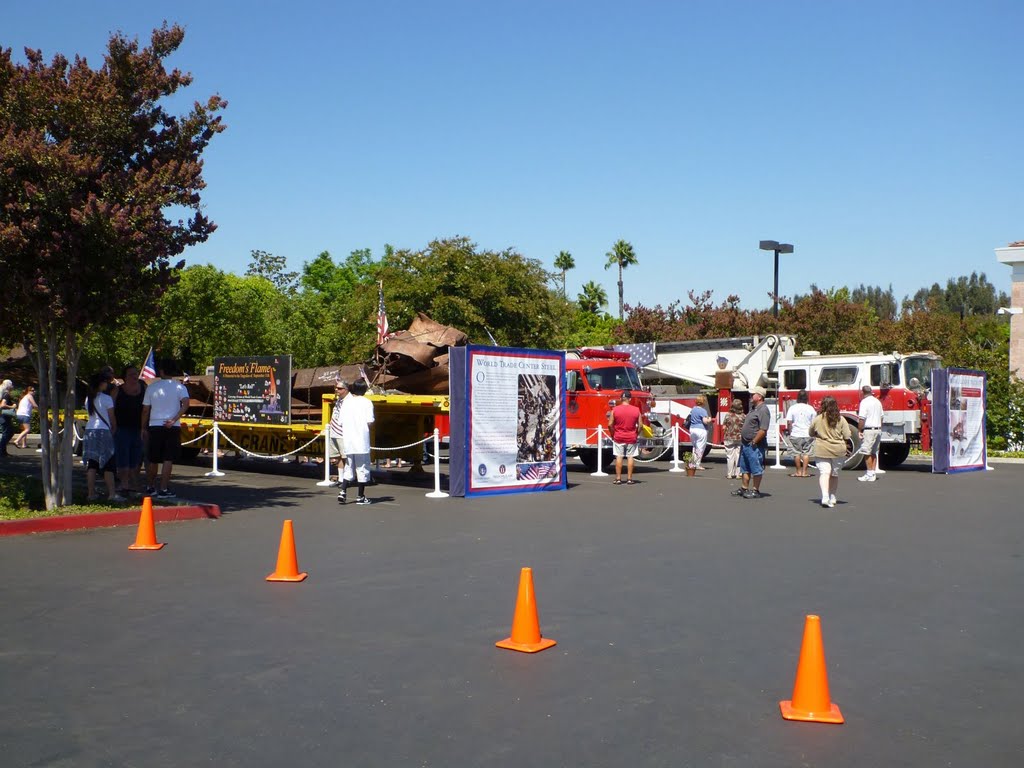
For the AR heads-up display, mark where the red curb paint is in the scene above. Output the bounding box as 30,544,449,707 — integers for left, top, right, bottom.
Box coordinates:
0,504,221,537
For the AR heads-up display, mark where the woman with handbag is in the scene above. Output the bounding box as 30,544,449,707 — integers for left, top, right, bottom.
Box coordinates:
84,372,124,502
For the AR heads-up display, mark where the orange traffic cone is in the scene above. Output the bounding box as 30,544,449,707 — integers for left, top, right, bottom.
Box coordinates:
779,614,844,723
129,496,166,551
266,519,308,582
495,567,557,653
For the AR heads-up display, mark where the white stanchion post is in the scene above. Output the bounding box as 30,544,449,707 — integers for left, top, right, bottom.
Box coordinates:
426,428,449,498
316,429,334,486
772,416,785,469
669,423,684,472
205,422,225,477
590,425,609,477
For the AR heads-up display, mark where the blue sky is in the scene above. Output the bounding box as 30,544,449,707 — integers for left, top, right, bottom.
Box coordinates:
6,1,1023,311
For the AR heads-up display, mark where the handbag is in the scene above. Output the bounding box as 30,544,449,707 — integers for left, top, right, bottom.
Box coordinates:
1,408,15,418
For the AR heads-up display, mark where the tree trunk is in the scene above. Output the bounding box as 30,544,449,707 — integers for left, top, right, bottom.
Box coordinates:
29,322,79,510
618,263,624,320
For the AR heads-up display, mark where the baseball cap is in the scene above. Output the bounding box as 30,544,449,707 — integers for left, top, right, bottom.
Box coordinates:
751,386,767,397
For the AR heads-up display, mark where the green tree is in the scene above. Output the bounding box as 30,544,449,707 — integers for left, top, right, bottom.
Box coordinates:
604,239,638,320
553,250,575,298
246,249,298,294
851,284,898,322
578,281,608,314
0,25,225,508
380,237,561,348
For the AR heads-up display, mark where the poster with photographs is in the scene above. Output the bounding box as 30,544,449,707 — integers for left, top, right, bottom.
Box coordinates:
931,367,986,473
446,345,566,497
213,356,292,425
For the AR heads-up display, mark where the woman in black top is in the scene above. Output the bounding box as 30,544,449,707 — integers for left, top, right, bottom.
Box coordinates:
114,366,147,495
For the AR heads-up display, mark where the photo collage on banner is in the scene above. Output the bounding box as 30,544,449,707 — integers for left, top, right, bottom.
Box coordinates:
448,346,566,497
931,367,987,473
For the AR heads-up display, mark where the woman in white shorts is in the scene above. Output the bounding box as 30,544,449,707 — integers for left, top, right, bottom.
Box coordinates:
808,396,852,508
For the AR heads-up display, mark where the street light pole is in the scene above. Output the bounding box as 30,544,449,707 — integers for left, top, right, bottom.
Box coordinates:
759,240,794,317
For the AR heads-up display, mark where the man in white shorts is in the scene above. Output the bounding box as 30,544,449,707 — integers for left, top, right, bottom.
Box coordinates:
785,389,817,478
857,385,884,482
337,380,375,505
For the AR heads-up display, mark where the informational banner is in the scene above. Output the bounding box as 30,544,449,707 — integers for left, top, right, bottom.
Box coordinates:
931,368,987,473
213,356,292,425
449,345,566,497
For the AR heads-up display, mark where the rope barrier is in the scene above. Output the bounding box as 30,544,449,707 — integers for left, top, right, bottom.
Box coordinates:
217,427,328,460
181,428,214,447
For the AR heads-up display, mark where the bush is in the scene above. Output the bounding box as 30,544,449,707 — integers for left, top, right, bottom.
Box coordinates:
0,474,46,517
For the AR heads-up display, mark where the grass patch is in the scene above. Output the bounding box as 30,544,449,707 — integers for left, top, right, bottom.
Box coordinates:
0,473,138,521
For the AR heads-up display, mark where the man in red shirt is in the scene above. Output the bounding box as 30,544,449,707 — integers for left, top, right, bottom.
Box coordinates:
607,389,641,485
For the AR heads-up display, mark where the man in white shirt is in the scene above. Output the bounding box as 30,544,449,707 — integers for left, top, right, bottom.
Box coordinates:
857,385,884,482
141,359,191,498
337,380,375,506
785,389,817,478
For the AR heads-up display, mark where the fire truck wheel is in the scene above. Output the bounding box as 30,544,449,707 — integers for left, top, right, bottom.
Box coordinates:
879,442,910,467
843,421,865,471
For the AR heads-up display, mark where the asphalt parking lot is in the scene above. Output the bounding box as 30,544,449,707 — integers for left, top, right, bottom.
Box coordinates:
2,456,1022,767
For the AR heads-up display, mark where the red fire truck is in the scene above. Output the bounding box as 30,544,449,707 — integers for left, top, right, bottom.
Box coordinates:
564,348,670,470
638,335,941,468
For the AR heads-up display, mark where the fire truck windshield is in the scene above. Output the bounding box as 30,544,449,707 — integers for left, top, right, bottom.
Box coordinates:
584,365,643,392
904,356,941,390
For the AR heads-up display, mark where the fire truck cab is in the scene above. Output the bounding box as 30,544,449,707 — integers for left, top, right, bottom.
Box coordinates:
564,348,669,470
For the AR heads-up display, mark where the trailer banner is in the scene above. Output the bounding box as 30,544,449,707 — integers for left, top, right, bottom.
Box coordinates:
213,356,292,425
448,346,566,497
931,367,987,473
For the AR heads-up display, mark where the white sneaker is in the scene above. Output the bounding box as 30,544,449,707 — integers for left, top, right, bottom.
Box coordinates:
821,498,830,508
829,495,837,507
875,468,886,474
858,474,876,482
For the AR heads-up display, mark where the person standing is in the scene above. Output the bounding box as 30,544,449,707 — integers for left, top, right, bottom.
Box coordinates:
857,385,884,482
732,386,771,499
687,394,713,471
785,389,817,478
84,373,123,502
607,389,641,485
13,385,37,449
141,359,190,499
722,398,744,479
0,380,15,457
113,366,146,495
337,380,375,505
809,396,852,508
329,380,348,486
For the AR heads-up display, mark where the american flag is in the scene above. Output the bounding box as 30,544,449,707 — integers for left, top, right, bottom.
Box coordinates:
518,461,558,481
613,342,657,368
376,281,390,346
140,347,157,381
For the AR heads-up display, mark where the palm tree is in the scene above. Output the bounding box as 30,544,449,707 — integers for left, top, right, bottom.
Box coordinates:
604,239,638,320
553,250,575,298
578,280,608,314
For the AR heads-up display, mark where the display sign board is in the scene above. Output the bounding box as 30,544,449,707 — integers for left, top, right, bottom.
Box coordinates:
213,356,292,425
449,346,566,497
931,367,987,473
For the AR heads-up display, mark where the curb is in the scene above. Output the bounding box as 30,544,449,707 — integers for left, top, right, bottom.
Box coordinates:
0,503,221,537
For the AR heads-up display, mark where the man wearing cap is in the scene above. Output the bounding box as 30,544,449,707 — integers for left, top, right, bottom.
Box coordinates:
607,389,641,485
733,386,771,499
857,385,884,482
328,381,348,486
